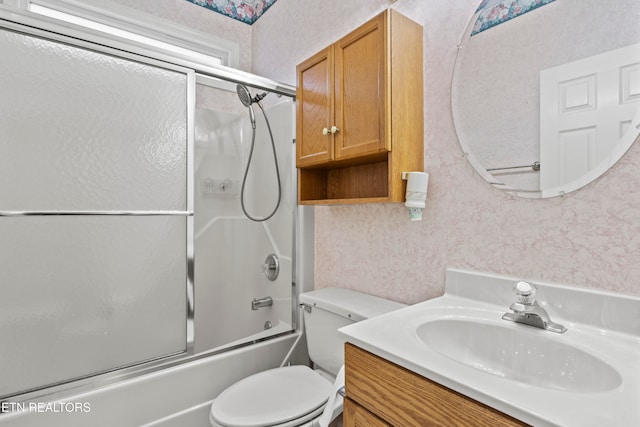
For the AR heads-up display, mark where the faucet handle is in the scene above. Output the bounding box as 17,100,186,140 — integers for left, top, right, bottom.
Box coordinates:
514,281,536,304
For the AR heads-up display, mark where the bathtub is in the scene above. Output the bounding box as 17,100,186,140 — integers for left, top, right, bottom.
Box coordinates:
0,333,301,427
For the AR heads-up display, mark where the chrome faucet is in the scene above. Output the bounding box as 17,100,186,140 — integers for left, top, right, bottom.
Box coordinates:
251,296,273,311
502,281,567,334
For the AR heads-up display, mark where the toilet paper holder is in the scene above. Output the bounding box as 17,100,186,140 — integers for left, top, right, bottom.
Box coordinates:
401,171,429,221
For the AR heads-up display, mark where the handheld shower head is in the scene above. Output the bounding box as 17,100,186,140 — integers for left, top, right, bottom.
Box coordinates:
236,84,268,106
236,85,269,129
237,84,256,128
236,84,253,107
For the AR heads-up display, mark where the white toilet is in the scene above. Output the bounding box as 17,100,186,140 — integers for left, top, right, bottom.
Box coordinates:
209,287,406,427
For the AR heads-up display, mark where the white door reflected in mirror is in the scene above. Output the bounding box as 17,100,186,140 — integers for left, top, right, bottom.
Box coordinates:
540,43,640,196
452,0,640,198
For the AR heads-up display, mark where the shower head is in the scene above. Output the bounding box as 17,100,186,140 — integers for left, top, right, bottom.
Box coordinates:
236,84,253,107
236,84,268,129
236,84,268,107
237,84,256,128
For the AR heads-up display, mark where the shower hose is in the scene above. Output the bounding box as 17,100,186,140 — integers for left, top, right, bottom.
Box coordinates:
240,101,282,222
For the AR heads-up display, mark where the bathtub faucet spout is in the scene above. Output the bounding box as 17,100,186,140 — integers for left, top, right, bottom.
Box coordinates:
252,296,273,310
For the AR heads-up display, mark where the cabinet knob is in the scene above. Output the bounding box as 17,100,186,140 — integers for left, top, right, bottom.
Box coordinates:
331,125,339,134
322,127,330,136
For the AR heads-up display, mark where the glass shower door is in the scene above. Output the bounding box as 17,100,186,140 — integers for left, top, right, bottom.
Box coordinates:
0,27,192,398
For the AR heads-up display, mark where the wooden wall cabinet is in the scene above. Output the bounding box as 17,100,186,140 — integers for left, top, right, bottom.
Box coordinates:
344,343,530,427
296,9,424,204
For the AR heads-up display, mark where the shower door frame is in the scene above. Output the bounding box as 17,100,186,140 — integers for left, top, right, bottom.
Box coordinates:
0,6,299,404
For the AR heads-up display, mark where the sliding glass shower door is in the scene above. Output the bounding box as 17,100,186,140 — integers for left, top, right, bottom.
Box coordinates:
0,27,192,398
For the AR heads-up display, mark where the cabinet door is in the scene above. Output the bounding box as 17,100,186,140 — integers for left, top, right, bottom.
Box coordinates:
334,13,389,161
346,344,530,427
344,398,392,427
296,46,334,167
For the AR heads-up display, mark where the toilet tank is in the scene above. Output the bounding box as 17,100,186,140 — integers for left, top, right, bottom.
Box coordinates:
299,288,406,376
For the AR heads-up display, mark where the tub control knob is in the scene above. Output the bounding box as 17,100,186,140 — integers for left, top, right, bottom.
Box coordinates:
261,253,279,281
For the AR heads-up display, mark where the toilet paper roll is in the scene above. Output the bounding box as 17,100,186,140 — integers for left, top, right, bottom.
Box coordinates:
317,365,345,427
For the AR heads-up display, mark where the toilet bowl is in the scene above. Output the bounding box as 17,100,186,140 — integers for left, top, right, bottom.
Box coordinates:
209,288,405,427
209,366,335,427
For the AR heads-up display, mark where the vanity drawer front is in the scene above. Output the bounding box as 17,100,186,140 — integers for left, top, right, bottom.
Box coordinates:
344,398,392,427
344,343,529,427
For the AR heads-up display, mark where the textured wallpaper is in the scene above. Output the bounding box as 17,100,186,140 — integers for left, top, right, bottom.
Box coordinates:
252,0,640,304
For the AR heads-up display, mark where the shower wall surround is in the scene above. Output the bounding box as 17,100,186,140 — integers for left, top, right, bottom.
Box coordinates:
193,83,295,353
251,0,640,302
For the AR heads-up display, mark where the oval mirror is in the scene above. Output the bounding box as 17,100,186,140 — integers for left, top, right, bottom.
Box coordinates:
452,0,640,198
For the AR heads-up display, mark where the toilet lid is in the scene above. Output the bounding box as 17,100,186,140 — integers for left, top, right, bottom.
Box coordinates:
210,366,333,427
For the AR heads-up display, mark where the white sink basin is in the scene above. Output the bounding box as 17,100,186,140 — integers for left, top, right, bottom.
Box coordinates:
339,268,640,427
416,318,622,393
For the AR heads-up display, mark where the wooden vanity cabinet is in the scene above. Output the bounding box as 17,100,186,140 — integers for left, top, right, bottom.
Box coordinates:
296,9,423,204
344,397,392,426
344,343,530,427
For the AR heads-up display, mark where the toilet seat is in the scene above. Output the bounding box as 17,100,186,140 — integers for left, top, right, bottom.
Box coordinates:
210,365,333,427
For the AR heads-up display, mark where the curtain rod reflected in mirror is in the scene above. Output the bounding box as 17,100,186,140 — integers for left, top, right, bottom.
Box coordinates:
452,0,640,198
